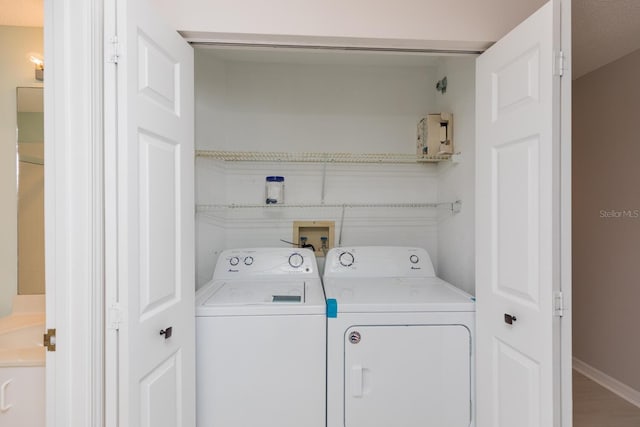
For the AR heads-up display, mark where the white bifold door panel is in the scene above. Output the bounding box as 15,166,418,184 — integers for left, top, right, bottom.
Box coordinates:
344,325,471,427
476,2,567,426
114,0,195,425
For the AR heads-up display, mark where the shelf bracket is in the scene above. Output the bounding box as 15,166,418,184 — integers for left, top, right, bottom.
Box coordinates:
338,204,346,246
321,156,328,205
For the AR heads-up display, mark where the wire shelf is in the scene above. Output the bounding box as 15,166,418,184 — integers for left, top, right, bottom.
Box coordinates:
196,150,451,164
196,201,462,212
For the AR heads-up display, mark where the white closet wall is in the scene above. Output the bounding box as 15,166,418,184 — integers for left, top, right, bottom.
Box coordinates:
195,49,437,153
194,49,446,286
435,57,477,294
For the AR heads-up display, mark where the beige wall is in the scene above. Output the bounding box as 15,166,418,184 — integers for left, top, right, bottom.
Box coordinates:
573,48,640,392
0,25,43,316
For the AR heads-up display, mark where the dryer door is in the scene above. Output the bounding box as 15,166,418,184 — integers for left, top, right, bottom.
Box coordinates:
344,325,471,427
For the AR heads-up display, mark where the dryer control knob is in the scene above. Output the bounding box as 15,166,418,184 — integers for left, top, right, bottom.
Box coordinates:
409,254,419,264
348,331,361,344
288,253,304,268
229,257,240,266
244,256,254,266
339,251,355,267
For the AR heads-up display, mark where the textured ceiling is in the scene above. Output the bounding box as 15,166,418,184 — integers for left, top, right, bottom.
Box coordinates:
573,0,640,79
2,0,639,80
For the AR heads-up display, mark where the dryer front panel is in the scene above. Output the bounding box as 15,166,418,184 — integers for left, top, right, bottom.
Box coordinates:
343,324,471,427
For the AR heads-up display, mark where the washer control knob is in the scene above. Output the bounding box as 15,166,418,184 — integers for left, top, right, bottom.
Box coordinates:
288,253,304,268
339,252,355,267
244,256,254,266
409,254,419,264
229,257,240,266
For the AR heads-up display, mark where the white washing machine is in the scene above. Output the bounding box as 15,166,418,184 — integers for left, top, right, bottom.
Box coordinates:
324,247,475,427
196,248,326,427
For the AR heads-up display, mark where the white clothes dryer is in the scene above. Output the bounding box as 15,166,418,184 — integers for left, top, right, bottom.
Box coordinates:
324,247,475,427
196,248,326,427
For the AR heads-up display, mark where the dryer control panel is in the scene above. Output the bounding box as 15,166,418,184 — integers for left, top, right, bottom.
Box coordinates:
213,248,318,279
323,247,436,278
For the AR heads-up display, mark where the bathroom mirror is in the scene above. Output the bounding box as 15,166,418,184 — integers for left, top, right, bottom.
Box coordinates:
16,86,45,295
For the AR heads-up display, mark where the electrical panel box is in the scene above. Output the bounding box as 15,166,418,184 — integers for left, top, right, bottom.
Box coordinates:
417,113,454,157
293,221,335,257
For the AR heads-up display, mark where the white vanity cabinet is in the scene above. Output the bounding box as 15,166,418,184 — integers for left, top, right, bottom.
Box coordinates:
0,366,45,426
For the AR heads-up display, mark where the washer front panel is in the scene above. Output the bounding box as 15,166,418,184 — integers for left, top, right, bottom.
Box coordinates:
197,314,326,427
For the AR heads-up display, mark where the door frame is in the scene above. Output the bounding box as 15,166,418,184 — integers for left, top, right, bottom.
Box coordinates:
557,0,572,426
44,0,105,425
44,0,572,426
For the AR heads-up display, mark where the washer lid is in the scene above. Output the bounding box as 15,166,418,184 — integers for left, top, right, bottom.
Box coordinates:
323,277,475,313
196,278,326,316
205,281,307,305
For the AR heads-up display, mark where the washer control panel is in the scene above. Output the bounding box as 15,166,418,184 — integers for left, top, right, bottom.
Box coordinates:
323,247,436,278
214,248,318,279
288,253,305,268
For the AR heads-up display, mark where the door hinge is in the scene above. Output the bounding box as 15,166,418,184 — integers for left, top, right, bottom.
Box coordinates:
107,36,120,64
554,50,565,77
108,303,124,330
554,291,565,317
43,328,56,352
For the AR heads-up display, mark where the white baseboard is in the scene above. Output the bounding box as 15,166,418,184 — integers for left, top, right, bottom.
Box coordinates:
573,357,640,409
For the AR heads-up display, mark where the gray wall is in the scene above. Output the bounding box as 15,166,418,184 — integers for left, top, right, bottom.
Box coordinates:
573,47,640,392
17,112,44,143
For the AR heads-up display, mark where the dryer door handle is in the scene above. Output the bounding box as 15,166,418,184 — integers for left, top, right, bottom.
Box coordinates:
350,365,363,397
